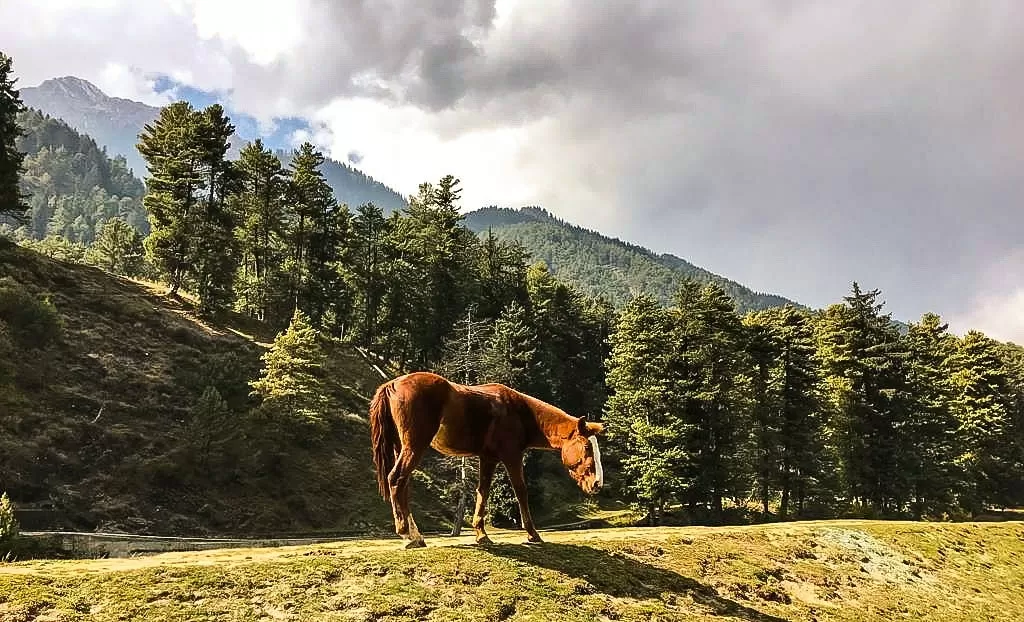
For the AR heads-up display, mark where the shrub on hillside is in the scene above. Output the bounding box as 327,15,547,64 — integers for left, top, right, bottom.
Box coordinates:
0,492,18,556
0,323,12,384
250,309,328,428
0,277,63,349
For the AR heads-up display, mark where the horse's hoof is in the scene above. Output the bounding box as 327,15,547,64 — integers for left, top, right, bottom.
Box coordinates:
475,535,494,545
524,535,544,545
403,539,427,549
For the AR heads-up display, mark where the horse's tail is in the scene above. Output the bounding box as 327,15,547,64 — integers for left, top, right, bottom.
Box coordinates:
369,380,398,499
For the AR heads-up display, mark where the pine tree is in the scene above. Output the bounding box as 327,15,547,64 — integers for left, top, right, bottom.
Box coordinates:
191,105,239,316
250,309,328,427
903,313,962,516
285,143,348,328
477,229,529,319
232,139,290,324
137,102,238,311
438,305,491,385
994,342,1024,507
86,218,146,277
527,262,608,418
398,176,479,367
0,52,27,223
744,305,832,519
482,301,538,389
949,330,1016,510
815,284,911,514
351,202,389,346
604,294,683,524
138,101,205,294
183,386,237,471
672,281,752,521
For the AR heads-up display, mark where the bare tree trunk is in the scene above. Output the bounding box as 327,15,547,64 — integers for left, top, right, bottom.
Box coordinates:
451,457,468,536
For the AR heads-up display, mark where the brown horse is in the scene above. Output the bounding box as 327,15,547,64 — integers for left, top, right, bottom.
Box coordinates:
369,371,605,548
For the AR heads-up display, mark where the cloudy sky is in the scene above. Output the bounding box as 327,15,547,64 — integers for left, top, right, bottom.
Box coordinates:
3,0,1023,340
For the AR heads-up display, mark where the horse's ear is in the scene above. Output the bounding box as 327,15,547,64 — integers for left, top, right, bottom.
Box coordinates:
576,416,588,436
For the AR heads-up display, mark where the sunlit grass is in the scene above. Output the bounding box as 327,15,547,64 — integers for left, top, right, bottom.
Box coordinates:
2,521,1022,621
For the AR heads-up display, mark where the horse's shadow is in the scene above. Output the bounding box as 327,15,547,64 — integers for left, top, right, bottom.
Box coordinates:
479,542,789,622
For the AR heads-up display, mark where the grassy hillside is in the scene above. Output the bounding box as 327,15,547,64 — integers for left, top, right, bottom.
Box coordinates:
0,239,599,537
2,520,1023,621
0,238,421,536
464,206,797,312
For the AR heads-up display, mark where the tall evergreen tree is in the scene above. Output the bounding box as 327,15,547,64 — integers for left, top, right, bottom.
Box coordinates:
604,294,683,524
138,101,205,294
191,105,239,316
815,284,911,514
0,52,27,223
903,313,962,516
477,229,529,319
745,306,832,518
399,176,479,367
482,301,538,390
285,143,349,329
351,202,389,346
671,281,752,521
232,139,290,324
949,330,1016,510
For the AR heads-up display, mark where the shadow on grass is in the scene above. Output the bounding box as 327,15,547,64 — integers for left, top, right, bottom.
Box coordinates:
482,542,788,622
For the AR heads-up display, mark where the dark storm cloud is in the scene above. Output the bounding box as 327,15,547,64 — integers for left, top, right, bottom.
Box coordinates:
270,0,1018,332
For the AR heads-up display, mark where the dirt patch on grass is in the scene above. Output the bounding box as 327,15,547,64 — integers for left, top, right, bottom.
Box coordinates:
815,527,931,585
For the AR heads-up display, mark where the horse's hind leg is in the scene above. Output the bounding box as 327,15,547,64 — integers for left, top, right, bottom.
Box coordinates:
472,457,497,545
389,447,426,549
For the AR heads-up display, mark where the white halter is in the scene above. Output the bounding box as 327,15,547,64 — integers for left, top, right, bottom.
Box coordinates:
588,435,604,487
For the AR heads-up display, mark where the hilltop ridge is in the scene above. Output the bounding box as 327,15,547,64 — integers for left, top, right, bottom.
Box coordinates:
464,206,798,312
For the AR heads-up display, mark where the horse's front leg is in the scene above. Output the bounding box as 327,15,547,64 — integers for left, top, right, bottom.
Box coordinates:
472,457,498,544
503,457,542,544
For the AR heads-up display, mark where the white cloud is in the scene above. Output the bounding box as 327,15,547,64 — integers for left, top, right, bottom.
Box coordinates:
96,63,175,107
950,290,1024,344
187,0,303,66
949,249,1024,343
313,98,538,208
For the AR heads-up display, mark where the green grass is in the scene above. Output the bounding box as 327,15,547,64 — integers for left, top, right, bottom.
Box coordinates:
2,521,1023,621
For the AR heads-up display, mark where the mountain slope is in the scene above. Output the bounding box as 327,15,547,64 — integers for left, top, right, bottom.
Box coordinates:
21,77,408,212
14,108,148,240
465,206,798,312
275,149,407,213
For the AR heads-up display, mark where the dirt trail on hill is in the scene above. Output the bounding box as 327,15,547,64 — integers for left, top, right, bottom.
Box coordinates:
0,520,946,576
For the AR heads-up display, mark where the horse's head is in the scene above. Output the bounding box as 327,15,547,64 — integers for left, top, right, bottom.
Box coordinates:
561,416,605,495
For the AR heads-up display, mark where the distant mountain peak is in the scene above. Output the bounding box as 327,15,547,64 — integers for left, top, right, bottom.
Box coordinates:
18,77,407,210
35,76,109,103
